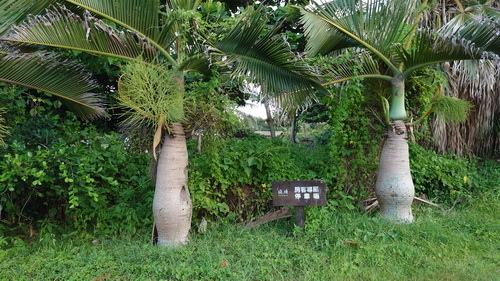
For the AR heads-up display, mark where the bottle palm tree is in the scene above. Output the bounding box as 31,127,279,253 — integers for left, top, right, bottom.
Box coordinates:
1,0,325,245
295,0,498,221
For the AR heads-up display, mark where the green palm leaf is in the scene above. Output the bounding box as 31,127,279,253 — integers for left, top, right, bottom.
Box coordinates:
214,10,327,107
3,5,158,62
0,49,105,119
398,29,490,77
320,51,391,86
299,0,419,65
0,0,57,35
298,9,359,56
178,54,211,76
441,10,500,56
65,0,161,41
460,19,500,56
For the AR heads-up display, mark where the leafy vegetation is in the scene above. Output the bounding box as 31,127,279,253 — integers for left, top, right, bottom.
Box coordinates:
188,134,331,221
1,189,498,280
0,87,153,236
323,77,384,202
0,1,498,278
0,107,9,146
410,142,500,205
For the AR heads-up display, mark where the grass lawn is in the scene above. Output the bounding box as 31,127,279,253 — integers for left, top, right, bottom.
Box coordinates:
1,192,498,281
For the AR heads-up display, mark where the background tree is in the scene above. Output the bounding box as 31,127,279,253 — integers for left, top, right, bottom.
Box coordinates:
0,107,9,146
295,0,499,222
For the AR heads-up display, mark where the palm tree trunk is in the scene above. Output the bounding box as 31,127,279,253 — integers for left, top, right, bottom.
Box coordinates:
375,120,414,222
152,122,192,246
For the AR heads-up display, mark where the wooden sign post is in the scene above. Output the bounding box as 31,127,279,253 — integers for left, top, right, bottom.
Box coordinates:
272,180,327,227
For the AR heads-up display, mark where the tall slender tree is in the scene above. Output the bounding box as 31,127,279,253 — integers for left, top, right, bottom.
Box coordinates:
295,0,498,221
1,0,324,245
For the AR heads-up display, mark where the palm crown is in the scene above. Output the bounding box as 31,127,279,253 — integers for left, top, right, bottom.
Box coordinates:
297,0,498,120
1,0,325,120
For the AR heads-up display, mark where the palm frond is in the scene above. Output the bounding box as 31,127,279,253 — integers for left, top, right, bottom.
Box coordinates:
301,0,420,63
214,9,327,108
295,6,358,55
2,5,158,62
441,10,500,56
0,0,57,35
66,0,161,41
179,54,211,76
0,50,106,119
319,50,391,86
398,29,491,77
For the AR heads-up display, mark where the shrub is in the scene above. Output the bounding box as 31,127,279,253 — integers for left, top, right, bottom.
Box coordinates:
324,78,384,203
188,134,331,221
408,142,493,205
0,87,153,236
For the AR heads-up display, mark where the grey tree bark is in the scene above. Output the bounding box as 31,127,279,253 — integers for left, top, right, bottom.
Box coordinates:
264,96,276,138
375,120,414,222
152,122,192,246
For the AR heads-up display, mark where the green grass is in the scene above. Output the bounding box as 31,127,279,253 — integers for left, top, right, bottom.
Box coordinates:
1,192,498,281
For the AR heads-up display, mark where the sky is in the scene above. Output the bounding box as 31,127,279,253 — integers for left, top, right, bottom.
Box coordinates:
237,100,267,119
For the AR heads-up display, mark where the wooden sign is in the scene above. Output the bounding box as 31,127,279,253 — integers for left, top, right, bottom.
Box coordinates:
272,180,327,207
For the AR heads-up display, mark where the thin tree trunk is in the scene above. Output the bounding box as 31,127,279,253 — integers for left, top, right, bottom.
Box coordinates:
290,114,298,143
152,122,192,246
264,96,275,138
375,120,414,222
197,130,202,153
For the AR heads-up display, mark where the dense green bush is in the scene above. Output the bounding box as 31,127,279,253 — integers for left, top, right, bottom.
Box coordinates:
409,142,500,205
323,78,384,202
188,134,331,221
0,87,153,236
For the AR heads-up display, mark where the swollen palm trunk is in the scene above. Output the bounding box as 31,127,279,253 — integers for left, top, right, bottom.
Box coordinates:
375,120,414,222
153,122,192,246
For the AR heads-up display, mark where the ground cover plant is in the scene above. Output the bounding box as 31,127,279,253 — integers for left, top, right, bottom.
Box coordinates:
1,186,498,281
